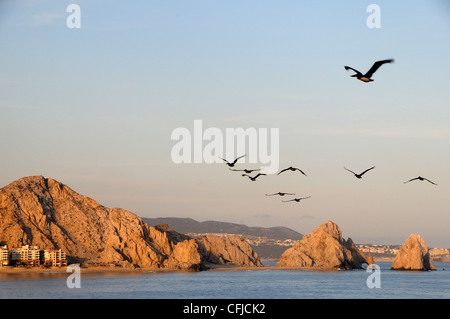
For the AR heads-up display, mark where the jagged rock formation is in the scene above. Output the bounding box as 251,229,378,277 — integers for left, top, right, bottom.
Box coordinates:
276,221,374,269
0,176,263,270
196,234,263,267
154,225,262,267
391,234,436,271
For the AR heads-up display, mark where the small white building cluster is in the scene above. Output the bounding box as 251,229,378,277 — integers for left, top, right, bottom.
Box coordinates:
0,245,67,267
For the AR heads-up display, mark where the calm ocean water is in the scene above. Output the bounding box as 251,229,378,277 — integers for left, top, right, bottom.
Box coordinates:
0,262,449,299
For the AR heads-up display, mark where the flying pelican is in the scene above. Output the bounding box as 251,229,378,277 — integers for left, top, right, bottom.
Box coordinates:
404,176,437,186
344,166,375,179
220,155,245,167
242,173,266,181
229,168,261,174
344,59,394,82
282,196,311,203
278,166,307,176
265,192,295,196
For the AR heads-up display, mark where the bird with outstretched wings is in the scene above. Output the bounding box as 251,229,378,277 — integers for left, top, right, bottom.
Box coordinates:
404,176,437,186
345,59,394,82
278,166,307,176
282,196,311,203
242,173,266,181
344,166,375,179
265,192,295,196
220,155,245,167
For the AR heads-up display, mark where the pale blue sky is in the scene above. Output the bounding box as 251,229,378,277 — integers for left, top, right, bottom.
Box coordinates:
1,1,449,246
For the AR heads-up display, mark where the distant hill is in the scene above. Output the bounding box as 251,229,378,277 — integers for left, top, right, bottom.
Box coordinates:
142,217,303,241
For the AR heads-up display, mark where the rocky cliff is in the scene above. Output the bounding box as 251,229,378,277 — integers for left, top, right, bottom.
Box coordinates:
0,176,262,270
196,234,263,267
391,234,436,271
276,221,374,269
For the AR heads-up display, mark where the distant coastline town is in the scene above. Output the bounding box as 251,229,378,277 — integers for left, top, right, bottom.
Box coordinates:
0,244,67,268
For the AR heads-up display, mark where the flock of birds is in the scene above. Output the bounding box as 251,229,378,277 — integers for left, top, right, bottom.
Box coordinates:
217,58,438,205
221,155,312,203
221,153,437,205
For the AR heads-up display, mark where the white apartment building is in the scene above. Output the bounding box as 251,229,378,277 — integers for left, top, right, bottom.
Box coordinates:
0,245,9,266
44,249,67,267
11,245,41,266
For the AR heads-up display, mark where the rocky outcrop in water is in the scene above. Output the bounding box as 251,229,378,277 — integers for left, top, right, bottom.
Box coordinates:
391,234,436,271
276,221,374,269
0,176,262,270
196,234,263,267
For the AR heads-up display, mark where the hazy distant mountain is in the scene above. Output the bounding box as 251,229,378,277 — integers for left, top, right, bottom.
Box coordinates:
142,217,303,241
